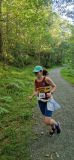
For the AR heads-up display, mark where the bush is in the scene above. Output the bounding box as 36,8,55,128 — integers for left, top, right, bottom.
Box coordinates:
0,96,13,103
0,107,9,115
2,52,14,65
14,54,35,67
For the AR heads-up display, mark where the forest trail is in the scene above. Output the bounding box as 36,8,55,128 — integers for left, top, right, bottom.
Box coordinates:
30,68,74,160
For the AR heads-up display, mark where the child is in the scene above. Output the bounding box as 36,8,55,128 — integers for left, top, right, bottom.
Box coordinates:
29,66,61,135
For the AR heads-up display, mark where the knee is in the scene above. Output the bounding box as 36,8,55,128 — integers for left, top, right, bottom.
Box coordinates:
44,117,51,125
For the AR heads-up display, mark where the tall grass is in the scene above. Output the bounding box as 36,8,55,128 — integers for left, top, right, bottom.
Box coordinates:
61,66,74,84
0,63,35,160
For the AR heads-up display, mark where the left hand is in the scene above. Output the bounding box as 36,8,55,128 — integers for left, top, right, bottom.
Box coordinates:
46,92,52,98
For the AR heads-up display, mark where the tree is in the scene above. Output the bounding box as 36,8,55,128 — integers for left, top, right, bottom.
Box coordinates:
0,0,3,59
1,0,74,67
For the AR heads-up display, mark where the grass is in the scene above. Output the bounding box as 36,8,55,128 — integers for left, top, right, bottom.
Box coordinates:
61,67,74,84
0,62,36,160
0,62,73,160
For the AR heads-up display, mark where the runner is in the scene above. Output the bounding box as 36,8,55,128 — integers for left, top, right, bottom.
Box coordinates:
29,66,61,135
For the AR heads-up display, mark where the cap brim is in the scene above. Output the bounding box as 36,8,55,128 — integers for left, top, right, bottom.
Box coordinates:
33,69,39,73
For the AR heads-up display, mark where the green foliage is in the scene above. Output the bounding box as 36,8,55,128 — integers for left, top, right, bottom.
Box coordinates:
0,0,73,68
1,0,52,66
19,110,32,120
0,106,9,115
61,67,74,84
0,63,35,159
5,82,22,91
2,52,14,64
0,96,13,103
66,29,74,67
0,0,74,67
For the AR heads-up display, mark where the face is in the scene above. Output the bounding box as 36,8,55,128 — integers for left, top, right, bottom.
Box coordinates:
34,71,43,78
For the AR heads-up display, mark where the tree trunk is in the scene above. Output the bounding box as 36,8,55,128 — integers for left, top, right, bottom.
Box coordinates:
0,0,3,59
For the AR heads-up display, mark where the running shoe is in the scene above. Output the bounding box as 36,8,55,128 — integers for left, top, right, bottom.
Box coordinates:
55,122,61,134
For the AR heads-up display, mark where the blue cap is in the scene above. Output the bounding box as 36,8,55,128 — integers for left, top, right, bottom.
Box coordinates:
33,66,43,72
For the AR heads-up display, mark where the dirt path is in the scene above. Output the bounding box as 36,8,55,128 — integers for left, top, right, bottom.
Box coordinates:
30,68,74,160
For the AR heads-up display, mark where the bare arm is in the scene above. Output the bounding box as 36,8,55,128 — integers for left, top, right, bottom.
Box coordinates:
45,77,56,94
29,81,38,100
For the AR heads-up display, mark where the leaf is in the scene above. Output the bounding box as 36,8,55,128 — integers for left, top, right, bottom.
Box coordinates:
0,107,9,115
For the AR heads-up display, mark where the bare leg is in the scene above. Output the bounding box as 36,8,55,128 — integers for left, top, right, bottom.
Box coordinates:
43,116,57,126
43,116,61,135
43,116,57,135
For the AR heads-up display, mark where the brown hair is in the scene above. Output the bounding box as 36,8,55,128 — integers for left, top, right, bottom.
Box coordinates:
43,69,48,76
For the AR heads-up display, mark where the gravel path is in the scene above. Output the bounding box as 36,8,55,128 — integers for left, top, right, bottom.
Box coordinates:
30,68,74,160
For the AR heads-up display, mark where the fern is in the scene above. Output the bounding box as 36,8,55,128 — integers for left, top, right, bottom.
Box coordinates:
0,107,9,115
